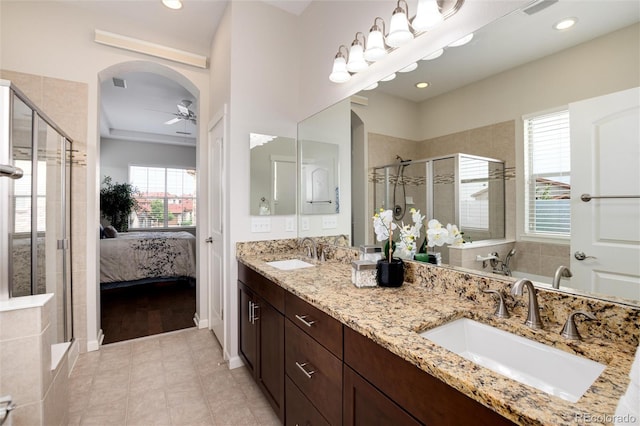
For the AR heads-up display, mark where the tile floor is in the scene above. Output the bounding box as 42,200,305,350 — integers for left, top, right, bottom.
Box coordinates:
67,328,281,425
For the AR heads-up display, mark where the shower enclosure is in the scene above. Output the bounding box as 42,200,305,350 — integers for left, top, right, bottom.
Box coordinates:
0,80,73,344
372,153,505,253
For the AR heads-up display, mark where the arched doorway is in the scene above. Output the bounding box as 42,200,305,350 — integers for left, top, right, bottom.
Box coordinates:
97,61,201,343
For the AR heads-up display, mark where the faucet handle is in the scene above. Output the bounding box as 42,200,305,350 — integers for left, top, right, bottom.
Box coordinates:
483,289,510,319
560,310,596,340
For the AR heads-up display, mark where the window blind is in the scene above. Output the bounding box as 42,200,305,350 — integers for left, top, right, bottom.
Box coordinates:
524,109,571,236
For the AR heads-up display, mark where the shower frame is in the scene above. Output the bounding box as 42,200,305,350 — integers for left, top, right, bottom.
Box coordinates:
372,153,506,242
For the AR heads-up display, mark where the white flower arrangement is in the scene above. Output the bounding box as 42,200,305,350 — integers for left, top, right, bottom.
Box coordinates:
397,208,425,257
426,219,464,247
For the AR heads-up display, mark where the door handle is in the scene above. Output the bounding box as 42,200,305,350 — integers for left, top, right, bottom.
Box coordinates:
574,251,597,261
205,237,213,243
295,361,316,379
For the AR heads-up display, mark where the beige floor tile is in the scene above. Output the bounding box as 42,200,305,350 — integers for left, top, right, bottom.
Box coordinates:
68,328,282,426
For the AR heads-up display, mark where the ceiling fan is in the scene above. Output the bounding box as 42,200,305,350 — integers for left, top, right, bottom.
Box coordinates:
164,99,197,125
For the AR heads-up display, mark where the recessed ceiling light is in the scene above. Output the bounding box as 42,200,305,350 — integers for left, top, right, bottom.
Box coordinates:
415,82,429,89
398,63,418,73
162,0,182,10
422,49,444,61
448,33,474,47
380,73,396,82
554,17,577,31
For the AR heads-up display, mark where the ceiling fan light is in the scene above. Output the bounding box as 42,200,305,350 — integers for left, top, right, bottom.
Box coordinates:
162,0,182,10
422,48,444,61
364,29,386,62
329,56,350,83
386,3,413,48
412,0,443,32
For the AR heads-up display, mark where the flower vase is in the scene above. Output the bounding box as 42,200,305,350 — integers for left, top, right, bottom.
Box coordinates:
376,258,404,287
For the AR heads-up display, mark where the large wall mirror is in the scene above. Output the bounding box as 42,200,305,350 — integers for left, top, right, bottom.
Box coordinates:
249,133,296,216
297,1,639,305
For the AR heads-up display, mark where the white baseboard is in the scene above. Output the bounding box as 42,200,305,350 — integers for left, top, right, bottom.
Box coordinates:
87,329,104,352
227,354,244,370
193,313,209,329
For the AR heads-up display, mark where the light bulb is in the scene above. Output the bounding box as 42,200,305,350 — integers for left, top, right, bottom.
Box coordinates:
412,0,443,32
364,29,386,62
386,7,413,48
329,56,350,83
347,43,368,73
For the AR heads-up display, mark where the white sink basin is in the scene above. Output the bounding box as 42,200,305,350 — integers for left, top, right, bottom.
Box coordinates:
266,259,315,271
419,318,605,402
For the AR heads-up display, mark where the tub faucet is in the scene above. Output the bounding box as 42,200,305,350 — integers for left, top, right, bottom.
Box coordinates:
510,279,543,329
552,265,572,289
300,237,317,260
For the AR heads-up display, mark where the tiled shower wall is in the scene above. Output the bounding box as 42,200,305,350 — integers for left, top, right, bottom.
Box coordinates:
1,69,89,352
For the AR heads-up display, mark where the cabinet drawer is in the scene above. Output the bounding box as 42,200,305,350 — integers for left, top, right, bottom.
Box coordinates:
285,319,342,426
238,262,284,312
285,291,343,358
285,376,330,426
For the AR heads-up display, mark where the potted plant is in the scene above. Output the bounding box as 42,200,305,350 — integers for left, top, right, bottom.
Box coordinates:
100,176,139,232
372,208,405,287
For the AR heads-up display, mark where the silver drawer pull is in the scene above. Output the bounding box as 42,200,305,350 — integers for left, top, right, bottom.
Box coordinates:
295,361,315,379
295,314,316,327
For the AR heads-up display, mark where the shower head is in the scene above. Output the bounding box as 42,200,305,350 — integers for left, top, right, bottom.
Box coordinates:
396,155,412,164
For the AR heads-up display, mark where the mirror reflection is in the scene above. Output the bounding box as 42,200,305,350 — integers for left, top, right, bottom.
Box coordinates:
297,1,639,305
249,133,296,216
299,140,340,215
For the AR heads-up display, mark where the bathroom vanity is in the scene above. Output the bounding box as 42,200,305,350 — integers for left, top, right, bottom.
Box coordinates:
237,241,639,426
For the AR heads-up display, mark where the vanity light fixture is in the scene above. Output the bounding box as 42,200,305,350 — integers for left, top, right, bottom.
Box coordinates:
448,32,474,47
415,82,429,89
364,18,388,62
329,45,351,83
554,17,577,31
162,0,182,10
398,62,418,73
387,0,414,48
380,73,397,82
412,0,443,32
329,0,465,83
347,32,369,73
422,48,444,60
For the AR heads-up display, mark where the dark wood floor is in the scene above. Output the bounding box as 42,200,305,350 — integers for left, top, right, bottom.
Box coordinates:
101,280,196,344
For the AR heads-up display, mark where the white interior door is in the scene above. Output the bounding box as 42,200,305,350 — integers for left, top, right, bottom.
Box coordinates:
208,107,226,346
570,87,640,301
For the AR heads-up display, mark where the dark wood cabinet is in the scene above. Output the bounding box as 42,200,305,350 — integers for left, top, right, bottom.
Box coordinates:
343,365,421,426
343,326,516,426
238,263,285,422
238,262,516,426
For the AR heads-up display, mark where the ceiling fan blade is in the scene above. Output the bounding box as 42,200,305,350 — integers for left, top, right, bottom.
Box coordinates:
165,117,181,125
177,104,190,115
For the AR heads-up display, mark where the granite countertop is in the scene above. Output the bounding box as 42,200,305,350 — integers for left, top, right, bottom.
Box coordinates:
237,252,637,426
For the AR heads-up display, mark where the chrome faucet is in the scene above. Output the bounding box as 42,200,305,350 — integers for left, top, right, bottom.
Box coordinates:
552,265,572,289
300,237,317,260
560,310,596,340
510,279,543,329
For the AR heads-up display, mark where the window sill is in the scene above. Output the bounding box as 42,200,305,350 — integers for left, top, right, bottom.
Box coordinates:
519,233,569,246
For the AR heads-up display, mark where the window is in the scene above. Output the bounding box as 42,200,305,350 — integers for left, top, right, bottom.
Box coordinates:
524,109,571,236
129,166,196,228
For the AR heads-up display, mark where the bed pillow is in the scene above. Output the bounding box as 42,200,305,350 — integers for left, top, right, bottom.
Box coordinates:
104,225,118,239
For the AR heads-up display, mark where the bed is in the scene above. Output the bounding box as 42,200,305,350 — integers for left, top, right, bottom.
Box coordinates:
100,231,196,289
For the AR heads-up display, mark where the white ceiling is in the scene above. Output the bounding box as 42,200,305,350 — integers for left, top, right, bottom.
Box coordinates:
97,0,639,147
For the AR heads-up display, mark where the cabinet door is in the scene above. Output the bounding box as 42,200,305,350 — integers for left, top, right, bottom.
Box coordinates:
344,366,421,426
238,282,257,375
286,376,330,426
257,298,285,422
